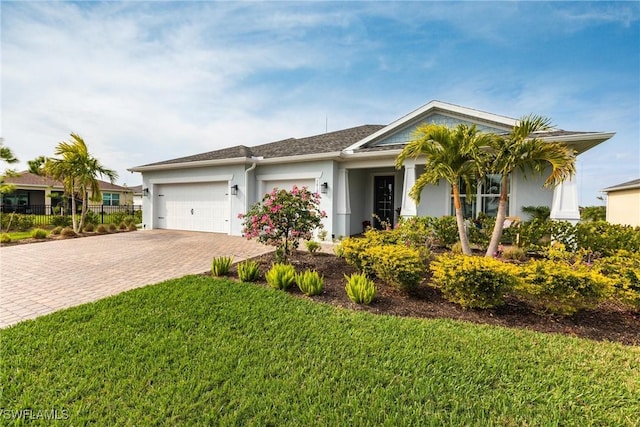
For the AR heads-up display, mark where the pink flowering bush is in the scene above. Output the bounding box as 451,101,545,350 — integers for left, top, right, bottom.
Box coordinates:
239,186,327,261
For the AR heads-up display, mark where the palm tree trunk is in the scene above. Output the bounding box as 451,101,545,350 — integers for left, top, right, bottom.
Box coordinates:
485,176,509,257
453,185,472,255
78,191,88,233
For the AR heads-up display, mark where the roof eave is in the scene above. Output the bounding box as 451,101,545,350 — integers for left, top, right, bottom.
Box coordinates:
540,131,616,154
129,157,251,172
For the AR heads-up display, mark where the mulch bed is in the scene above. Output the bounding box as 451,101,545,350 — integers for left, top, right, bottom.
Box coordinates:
226,251,640,347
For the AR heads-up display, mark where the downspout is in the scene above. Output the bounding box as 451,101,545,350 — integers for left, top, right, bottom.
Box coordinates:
244,159,259,213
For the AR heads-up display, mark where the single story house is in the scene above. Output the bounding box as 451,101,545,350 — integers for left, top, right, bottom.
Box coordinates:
129,100,615,238
1,171,134,214
602,178,640,227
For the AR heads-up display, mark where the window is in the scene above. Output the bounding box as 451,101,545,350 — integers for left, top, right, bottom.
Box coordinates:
451,174,509,218
103,193,120,206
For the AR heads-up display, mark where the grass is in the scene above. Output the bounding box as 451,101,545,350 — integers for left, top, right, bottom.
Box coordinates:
1,276,638,425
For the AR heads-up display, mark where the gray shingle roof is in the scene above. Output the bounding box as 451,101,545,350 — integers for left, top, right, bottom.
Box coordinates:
138,125,385,167
602,178,640,192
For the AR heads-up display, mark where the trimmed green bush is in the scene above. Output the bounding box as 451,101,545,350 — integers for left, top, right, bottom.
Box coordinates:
517,260,612,315
501,246,526,261
305,240,321,253
0,233,11,243
96,224,108,234
50,215,72,228
211,256,233,277
430,254,519,309
84,223,95,232
266,263,296,290
295,270,324,296
367,244,426,291
118,222,128,230
108,223,117,232
237,260,260,282
30,228,48,239
0,213,34,231
50,226,63,235
127,223,137,231
344,273,376,304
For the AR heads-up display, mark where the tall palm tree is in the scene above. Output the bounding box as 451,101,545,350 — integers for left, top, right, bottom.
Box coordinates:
45,133,118,232
0,138,19,195
483,115,576,257
396,123,493,255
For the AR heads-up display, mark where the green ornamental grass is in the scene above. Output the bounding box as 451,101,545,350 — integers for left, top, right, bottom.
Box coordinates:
295,270,324,296
265,263,296,290
211,256,233,277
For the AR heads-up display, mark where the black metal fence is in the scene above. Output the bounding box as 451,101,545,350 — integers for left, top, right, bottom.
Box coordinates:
0,204,142,227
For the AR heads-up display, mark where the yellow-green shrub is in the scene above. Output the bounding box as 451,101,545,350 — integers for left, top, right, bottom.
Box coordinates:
517,260,612,315
266,263,296,290
211,256,233,277
237,260,260,282
366,244,426,291
31,228,48,239
0,233,11,243
430,254,519,309
594,250,640,310
344,273,376,304
295,270,324,296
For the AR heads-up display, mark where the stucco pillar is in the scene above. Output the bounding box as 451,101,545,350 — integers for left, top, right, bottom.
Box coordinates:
335,168,351,237
550,176,580,223
400,161,417,217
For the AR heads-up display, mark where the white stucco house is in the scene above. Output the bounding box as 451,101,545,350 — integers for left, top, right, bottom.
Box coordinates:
129,100,615,238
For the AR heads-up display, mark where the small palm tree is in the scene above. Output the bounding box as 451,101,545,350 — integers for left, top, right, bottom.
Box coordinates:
45,134,118,233
483,115,576,257
396,123,493,255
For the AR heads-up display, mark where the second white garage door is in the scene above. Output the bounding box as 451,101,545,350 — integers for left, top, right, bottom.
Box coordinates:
155,182,229,233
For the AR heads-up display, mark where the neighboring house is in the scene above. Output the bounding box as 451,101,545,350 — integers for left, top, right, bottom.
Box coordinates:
129,100,615,237
602,178,640,227
129,184,144,207
1,171,134,214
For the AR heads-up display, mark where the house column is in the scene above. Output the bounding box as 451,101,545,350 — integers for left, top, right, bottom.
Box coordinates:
550,176,580,223
400,161,417,217
335,167,351,237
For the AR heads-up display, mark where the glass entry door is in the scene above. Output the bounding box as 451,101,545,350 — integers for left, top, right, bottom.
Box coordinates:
373,176,394,229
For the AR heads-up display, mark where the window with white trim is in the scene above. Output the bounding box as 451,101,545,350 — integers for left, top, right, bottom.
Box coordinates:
450,174,509,218
103,193,120,206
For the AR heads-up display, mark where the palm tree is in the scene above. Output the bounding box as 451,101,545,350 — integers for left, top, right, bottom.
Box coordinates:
483,115,576,257
45,133,118,232
0,138,19,195
396,123,493,255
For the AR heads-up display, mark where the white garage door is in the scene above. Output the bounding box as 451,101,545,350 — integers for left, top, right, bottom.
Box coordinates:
155,182,229,233
261,179,316,196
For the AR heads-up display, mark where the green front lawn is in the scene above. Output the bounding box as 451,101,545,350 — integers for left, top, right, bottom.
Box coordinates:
1,276,638,425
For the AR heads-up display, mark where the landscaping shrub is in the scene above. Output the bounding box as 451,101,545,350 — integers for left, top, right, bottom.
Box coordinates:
108,223,117,232
60,227,77,238
127,223,137,231
211,256,233,277
295,270,324,296
574,221,640,255
501,246,526,261
237,260,260,282
367,244,426,291
594,250,640,310
84,223,95,232
50,226,62,235
338,228,405,276
430,216,459,247
430,254,519,309
344,273,376,304
118,222,128,230
50,215,72,228
96,224,108,234
517,260,612,315
110,210,132,226
305,240,321,253
395,216,437,250
1,233,11,243
1,213,34,231
266,263,296,290
240,186,326,262
83,210,100,226
31,228,48,239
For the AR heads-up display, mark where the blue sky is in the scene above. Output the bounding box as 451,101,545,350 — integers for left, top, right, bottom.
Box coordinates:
2,1,638,205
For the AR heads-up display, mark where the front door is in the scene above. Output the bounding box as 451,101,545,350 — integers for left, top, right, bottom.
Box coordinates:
373,176,394,229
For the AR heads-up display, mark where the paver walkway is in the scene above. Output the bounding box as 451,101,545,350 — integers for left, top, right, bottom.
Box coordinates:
0,230,272,328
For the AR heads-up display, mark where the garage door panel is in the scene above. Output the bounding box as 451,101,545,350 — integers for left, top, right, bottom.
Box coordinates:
155,182,229,233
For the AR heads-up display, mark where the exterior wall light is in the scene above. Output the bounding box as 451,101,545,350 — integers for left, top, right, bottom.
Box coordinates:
143,188,150,197
230,184,239,196
320,182,328,194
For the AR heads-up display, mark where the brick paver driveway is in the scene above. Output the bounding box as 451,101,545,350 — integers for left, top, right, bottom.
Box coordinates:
0,230,272,328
